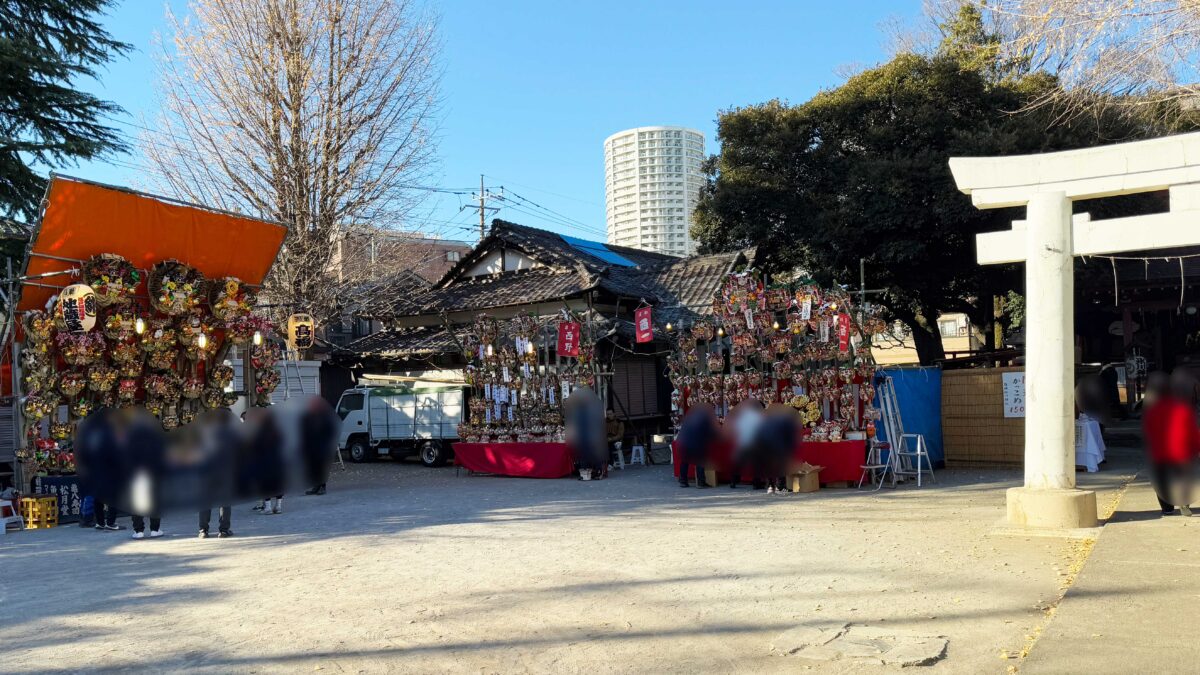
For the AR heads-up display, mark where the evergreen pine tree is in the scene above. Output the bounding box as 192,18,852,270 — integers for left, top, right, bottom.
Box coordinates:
0,0,130,220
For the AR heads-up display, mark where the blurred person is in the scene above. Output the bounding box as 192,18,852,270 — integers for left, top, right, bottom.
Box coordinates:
1143,370,1200,516
728,399,764,489
677,403,718,488
123,410,166,539
198,408,240,538
757,404,800,495
565,387,606,479
301,397,339,496
245,407,286,514
75,408,123,531
1075,373,1110,429
605,410,625,468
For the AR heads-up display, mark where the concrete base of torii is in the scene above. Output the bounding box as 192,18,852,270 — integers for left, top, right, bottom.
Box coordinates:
1007,487,1098,530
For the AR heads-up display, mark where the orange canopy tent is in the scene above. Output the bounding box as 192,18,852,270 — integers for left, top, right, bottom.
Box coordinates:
17,175,288,313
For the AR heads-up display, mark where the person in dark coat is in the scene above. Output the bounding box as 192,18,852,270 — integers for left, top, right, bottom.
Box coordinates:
677,403,718,488
75,408,123,530
122,410,167,539
756,404,799,494
198,408,239,538
245,407,287,514
301,397,339,496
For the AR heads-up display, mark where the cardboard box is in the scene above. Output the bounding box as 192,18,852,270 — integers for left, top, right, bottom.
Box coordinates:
789,472,819,493
704,468,719,487
788,462,824,493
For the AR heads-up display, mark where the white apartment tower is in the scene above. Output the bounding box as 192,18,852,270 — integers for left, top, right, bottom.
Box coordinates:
604,126,705,256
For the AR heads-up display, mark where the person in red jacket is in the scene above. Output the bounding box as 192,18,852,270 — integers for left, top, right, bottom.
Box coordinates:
1142,371,1200,516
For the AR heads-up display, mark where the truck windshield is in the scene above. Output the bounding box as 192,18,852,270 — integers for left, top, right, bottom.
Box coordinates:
336,393,364,420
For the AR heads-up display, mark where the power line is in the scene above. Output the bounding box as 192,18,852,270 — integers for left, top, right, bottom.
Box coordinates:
483,174,602,207
500,189,605,236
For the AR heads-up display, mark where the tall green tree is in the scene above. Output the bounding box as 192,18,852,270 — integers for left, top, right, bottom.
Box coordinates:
693,5,1155,364
0,0,129,220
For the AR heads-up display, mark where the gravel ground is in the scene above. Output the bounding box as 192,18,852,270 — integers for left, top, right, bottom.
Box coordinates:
0,451,1137,674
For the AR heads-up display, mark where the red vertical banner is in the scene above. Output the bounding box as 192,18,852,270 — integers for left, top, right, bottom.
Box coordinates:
557,321,581,357
837,313,851,352
634,306,653,343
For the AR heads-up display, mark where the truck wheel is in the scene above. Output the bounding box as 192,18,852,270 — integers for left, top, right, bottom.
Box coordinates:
420,440,448,467
348,438,373,463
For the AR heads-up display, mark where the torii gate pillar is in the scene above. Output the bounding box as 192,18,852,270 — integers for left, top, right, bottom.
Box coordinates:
952,132,1200,529
1010,191,1096,528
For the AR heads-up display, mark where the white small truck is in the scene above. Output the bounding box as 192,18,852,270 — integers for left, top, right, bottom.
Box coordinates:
334,383,465,466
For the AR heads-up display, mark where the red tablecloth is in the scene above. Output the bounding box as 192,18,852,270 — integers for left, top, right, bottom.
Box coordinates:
452,442,575,478
672,438,865,485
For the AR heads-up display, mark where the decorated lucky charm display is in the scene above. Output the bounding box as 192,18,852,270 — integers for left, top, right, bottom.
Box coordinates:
16,253,284,477
82,254,140,306
209,277,256,322
149,260,205,316
666,272,892,441
456,312,595,444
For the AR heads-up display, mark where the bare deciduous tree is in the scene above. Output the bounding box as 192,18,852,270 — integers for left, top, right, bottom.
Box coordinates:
143,0,441,327
986,1,1200,120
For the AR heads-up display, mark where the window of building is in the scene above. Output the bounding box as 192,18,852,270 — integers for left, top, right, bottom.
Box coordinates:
938,318,967,338
446,250,461,263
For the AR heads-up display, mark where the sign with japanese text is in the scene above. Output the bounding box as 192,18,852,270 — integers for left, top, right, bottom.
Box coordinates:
1002,371,1025,418
557,321,581,357
33,475,83,523
634,307,653,343
287,312,315,350
55,284,97,333
837,313,851,352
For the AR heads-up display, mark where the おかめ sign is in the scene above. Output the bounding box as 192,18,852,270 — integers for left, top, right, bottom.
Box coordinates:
1002,371,1025,418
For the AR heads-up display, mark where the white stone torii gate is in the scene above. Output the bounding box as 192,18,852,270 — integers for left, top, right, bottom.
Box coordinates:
950,131,1200,529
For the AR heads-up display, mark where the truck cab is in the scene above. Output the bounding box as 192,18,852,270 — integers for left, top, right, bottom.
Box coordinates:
335,383,464,466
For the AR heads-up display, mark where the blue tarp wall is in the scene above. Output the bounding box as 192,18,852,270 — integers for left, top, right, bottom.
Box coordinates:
875,366,944,467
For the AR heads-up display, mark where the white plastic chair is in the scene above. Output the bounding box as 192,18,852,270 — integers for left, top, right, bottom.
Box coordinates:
629,444,646,466
1,499,24,535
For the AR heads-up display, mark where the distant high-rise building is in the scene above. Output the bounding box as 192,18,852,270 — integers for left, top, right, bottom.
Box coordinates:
604,126,705,256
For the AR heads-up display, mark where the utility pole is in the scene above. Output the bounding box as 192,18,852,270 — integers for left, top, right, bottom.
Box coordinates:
479,174,486,242
462,174,501,243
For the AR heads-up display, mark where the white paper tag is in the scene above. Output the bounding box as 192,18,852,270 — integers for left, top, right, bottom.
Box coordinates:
744,309,754,329
484,383,492,398
502,366,510,383
561,382,571,400
820,320,830,343
800,297,812,320
510,390,518,405
507,406,514,421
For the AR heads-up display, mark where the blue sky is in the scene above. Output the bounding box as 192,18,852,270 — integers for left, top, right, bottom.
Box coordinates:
72,0,922,242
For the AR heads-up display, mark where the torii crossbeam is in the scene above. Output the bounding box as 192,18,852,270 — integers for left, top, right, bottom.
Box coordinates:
951,132,1200,529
